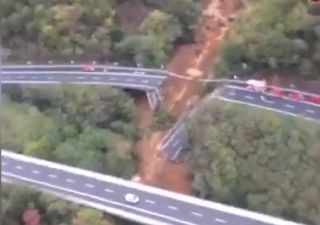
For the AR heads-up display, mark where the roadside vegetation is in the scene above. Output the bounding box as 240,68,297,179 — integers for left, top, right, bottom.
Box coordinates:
215,0,320,78
2,0,200,67
2,184,140,225
2,84,139,178
186,100,320,225
1,84,141,225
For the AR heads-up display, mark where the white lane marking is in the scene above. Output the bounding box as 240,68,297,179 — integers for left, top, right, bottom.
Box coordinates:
142,80,149,84
228,91,235,96
48,174,57,178
215,218,227,223
17,76,25,79
15,166,23,170
104,188,114,193
32,170,40,174
145,199,155,204
2,162,7,166
110,78,116,81
306,109,316,114
31,76,37,79
77,76,85,79
66,179,75,183
172,140,180,148
245,95,254,100
3,172,198,225
285,104,295,109
85,183,95,188
47,76,54,80
191,212,202,217
93,76,100,80
168,205,178,210
126,78,134,82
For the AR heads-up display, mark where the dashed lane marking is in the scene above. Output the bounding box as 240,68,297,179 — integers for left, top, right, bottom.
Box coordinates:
104,188,114,193
145,199,155,204
31,76,37,79
110,78,116,81
285,104,295,109
245,95,254,100
2,162,7,166
77,76,85,79
215,218,227,223
191,212,202,217
306,109,316,114
66,179,75,183
32,170,40,174
142,80,149,84
18,76,25,79
15,166,23,170
85,183,95,188
47,76,54,80
168,206,178,210
126,78,134,82
48,174,57,178
93,76,101,80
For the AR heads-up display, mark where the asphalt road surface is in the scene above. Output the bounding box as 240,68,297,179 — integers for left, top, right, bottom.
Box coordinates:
2,151,302,225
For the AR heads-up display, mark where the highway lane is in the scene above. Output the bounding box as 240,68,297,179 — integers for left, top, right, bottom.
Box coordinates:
2,151,303,225
161,85,320,160
219,86,320,121
2,64,168,77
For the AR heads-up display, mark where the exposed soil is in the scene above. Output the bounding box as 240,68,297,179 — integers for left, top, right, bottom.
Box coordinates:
135,0,244,194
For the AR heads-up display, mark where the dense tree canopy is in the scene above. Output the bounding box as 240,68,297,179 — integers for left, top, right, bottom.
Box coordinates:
2,84,139,178
215,0,320,77
2,0,200,66
2,184,141,225
187,100,320,225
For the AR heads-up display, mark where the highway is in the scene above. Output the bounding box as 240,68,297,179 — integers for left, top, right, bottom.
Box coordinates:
161,85,320,160
2,67,166,109
1,150,304,225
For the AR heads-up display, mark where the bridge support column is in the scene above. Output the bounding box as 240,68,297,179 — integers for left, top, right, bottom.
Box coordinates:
146,90,160,110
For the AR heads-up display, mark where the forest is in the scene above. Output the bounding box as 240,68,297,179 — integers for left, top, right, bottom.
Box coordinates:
186,100,320,225
215,0,320,78
2,0,200,67
1,84,141,225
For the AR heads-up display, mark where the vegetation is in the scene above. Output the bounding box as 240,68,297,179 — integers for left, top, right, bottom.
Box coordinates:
2,184,140,225
215,0,320,77
152,107,176,130
186,100,320,225
2,84,139,178
2,0,200,66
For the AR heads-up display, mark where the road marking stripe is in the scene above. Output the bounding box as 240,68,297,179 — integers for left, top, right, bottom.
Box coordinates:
145,199,155,204
15,166,23,170
77,76,85,79
17,76,25,79
191,212,202,217
126,78,134,82
245,95,254,100
306,109,316,114
142,80,149,84
168,205,178,210
110,78,116,81
48,174,57,178
66,179,75,183
32,170,40,174
285,104,295,109
2,162,7,166
104,188,114,193
93,76,100,80
85,183,95,188
215,218,227,223
47,76,54,80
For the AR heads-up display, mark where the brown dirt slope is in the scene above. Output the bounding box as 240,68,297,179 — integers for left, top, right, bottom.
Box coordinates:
136,0,244,194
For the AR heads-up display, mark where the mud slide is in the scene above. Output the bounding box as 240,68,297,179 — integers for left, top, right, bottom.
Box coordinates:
136,0,244,194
